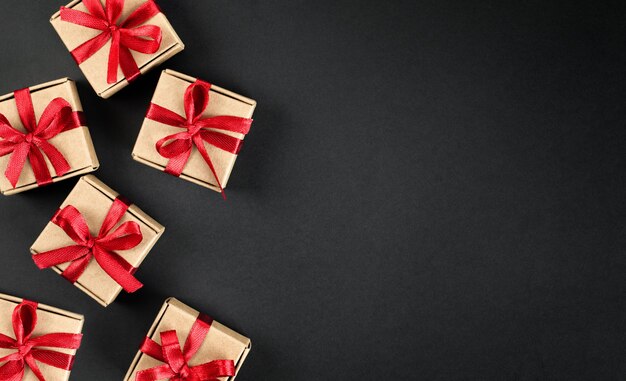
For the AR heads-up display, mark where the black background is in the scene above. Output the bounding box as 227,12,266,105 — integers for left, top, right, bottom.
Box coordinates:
0,1,624,380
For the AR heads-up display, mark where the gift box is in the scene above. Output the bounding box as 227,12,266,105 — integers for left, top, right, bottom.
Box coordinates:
0,78,98,195
132,69,256,196
51,0,185,98
0,293,84,381
30,175,165,307
124,298,251,381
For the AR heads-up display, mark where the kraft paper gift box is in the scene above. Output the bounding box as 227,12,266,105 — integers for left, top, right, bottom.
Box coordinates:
0,78,99,195
132,69,257,194
51,0,185,98
124,298,251,381
30,175,165,307
0,293,84,381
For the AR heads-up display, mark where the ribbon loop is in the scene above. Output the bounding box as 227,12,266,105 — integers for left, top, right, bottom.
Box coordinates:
32,197,144,293
0,89,83,189
0,300,83,381
145,80,253,198
12,301,37,346
184,82,211,124
61,0,162,84
136,314,235,381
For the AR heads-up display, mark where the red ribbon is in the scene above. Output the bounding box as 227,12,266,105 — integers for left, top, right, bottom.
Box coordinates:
145,80,253,198
0,88,84,189
136,313,236,381
32,196,144,293
60,0,162,84
0,300,83,381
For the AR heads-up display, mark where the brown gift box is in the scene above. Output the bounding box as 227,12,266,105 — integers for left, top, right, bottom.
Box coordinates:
51,0,185,98
30,175,165,307
132,69,257,193
0,78,99,196
124,298,251,381
0,293,84,381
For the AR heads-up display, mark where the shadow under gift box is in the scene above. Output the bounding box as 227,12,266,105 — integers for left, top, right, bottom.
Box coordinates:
124,298,251,381
132,69,257,193
0,293,84,381
0,78,99,195
30,175,165,307
51,0,185,98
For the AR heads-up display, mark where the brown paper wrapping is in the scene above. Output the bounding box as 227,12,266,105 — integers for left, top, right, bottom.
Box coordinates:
51,0,185,98
124,298,251,381
0,78,99,195
132,69,257,192
0,293,84,381
30,175,165,307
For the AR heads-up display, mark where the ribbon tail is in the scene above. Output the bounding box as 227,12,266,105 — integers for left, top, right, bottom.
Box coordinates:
107,32,121,84
61,254,93,284
28,147,53,187
69,31,111,65
23,355,45,381
4,143,29,188
164,149,192,178
93,248,142,293
35,140,71,178
119,46,141,83
195,136,226,199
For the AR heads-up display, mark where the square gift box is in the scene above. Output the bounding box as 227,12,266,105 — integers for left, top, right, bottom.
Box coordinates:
30,175,165,307
132,69,256,195
0,78,98,195
0,293,84,381
124,298,251,381
51,0,185,98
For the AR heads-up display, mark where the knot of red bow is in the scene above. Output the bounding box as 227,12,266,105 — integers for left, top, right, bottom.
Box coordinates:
145,80,253,198
0,88,84,189
32,196,144,293
0,300,83,381
136,314,235,381
61,0,162,84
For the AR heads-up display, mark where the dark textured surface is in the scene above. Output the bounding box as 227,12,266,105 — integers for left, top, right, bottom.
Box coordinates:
0,1,625,380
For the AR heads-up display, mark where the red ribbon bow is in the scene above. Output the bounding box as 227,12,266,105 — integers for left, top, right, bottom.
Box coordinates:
61,0,162,84
32,196,144,293
0,88,84,189
136,314,235,381
0,300,83,381
145,80,253,198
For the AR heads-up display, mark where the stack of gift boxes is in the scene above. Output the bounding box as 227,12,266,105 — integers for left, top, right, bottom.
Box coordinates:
0,0,255,380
